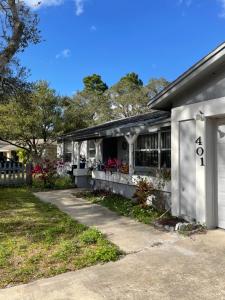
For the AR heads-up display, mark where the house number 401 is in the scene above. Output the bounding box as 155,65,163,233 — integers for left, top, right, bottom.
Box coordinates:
195,136,205,166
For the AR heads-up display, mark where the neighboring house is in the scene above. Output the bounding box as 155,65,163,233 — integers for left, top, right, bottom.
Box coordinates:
0,141,19,162
58,41,225,229
0,140,57,163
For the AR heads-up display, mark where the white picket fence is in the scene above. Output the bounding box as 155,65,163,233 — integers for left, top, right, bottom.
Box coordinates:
0,162,32,186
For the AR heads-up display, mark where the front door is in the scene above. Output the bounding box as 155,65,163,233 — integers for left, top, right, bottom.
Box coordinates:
103,138,118,163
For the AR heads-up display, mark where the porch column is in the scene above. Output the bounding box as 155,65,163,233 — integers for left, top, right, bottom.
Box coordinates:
71,140,75,164
94,139,103,163
76,141,82,169
125,134,138,175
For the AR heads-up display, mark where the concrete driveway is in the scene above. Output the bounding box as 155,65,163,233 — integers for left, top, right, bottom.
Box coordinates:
1,189,225,300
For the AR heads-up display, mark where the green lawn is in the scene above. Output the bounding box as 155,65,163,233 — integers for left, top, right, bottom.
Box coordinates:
0,188,121,288
74,191,161,225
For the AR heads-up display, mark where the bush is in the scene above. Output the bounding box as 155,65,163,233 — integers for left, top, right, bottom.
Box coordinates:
54,176,73,189
32,177,45,189
79,228,103,245
133,178,154,207
84,243,120,262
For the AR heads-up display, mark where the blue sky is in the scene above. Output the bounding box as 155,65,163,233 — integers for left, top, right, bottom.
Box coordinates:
20,0,225,96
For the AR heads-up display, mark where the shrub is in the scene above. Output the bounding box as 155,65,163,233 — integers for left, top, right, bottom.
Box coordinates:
79,228,103,245
54,176,73,189
32,159,57,188
133,178,154,207
84,243,120,262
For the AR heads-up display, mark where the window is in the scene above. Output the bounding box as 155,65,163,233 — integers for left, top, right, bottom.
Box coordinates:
160,131,171,168
135,130,171,168
64,141,72,162
88,140,96,158
135,133,159,167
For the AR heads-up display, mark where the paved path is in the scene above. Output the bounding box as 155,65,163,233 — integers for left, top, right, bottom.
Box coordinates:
1,189,225,300
34,189,177,253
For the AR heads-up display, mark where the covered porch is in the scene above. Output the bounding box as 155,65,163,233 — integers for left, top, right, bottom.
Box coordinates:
58,111,171,198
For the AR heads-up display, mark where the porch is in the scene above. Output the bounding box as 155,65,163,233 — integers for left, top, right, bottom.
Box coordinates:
58,111,171,199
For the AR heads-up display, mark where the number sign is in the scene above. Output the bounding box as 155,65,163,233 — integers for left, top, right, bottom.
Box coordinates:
195,136,205,166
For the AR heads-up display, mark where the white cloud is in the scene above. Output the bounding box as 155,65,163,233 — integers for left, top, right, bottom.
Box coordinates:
56,49,71,59
219,0,225,18
24,0,86,16
24,0,64,8
90,25,97,31
74,0,85,16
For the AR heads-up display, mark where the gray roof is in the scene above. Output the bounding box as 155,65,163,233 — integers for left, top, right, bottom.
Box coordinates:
149,41,225,110
60,110,170,141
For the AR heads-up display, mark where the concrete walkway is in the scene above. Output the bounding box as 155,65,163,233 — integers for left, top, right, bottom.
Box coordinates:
1,189,225,300
34,189,177,253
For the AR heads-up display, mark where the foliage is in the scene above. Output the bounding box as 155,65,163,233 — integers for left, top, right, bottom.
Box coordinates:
0,0,41,97
16,149,28,164
62,73,170,131
54,176,73,189
32,159,73,190
0,81,62,162
133,178,155,207
83,74,108,94
177,223,207,236
119,163,129,174
74,190,160,225
110,72,149,118
79,228,103,245
32,159,57,188
0,188,121,288
62,74,111,132
144,78,170,100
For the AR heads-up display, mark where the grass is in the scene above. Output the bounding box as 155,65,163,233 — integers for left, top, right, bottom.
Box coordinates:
74,190,161,225
0,188,121,288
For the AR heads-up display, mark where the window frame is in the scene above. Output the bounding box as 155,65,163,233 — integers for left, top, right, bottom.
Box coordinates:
63,140,72,163
88,140,96,159
134,128,171,170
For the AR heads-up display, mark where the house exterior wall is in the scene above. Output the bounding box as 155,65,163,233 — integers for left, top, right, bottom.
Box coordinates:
172,68,225,108
171,96,225,228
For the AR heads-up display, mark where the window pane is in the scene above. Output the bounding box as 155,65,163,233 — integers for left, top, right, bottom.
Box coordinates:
65,141,72,152
64,153,72,163
89,150,95,158
161,150,171,168
161,131,171,149
136,133,158,150
135,151,158,167
89,140,95,149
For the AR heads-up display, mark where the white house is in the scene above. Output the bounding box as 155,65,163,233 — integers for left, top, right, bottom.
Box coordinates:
58,41,225,229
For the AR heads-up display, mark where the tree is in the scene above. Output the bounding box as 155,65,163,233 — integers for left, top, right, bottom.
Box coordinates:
0,81,62,162
110,72,148,118
83,74,108,94
145,78,170,100
110,74,170,119
61,96,89,133
63,74,111,131
0,0,41,74
0,0,41,99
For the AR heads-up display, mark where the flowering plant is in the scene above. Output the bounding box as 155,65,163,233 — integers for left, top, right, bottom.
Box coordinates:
32,159,57,187
104,158,121,173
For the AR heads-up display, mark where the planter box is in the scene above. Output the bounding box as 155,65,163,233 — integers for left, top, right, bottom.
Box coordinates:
92,170,171,193
73,168,90,176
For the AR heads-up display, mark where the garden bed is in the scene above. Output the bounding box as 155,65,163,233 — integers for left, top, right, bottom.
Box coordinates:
0,188,121,288
74,190,163,225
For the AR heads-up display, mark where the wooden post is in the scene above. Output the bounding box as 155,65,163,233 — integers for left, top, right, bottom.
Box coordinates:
94,139,103,163
125,134,138,175
77,141,82,169
26,162,33,186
